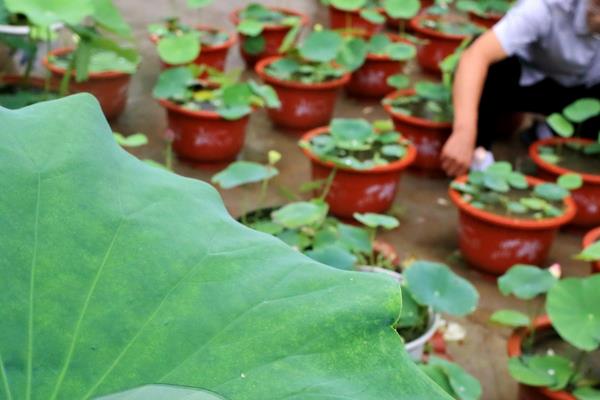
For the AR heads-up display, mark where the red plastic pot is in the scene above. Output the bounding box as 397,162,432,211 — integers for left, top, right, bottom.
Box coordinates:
43,48,132,120
468,11,502,29
255,56,350,130
530,138,600,228
383,89,452,173
347,34,415,98
508,316,577,400
409,15,473,75
328,6,384,34
300,127,417,218
583,227,600,274
230,7,308,67
449,176,577,275
158,99,250,162
150,26,236,71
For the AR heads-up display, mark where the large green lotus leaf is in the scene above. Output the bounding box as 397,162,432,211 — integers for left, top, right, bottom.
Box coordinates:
0,94,450,399
97,385,228,400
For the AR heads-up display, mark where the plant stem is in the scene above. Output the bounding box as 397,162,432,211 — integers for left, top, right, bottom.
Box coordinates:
165,140,173,171
258,178,269,207
319,168,337,201
369,228,376,266
58,57,74,97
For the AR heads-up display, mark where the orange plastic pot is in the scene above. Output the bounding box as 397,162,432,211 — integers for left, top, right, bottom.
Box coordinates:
583,227,600,274
43,48,132,120
158,99,250,162
383,89,452,172
530,138,600,228
507,316,577,400
255,56,350,130
347,34,415,98
300,127,417,218
468,11,502,29
230,7,308,67
328,6,384,34
449,176,576,275
150,26,236,71
409,15,472,75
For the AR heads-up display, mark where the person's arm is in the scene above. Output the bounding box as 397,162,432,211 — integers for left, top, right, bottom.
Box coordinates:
441,31,508,177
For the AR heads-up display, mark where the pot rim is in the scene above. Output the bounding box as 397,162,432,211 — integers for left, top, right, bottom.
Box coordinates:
382,89,453,129
448,175,577,230
529,138,600,184
43,47,134,79
467,10,503,22
255,56,351,90
158,98,252,121
229,6,309,31
357,266,440,353
299,126,417,174
149,24,237,51
409,14,477,41
507,315,577,400
0,22,62,36
0,74,52,89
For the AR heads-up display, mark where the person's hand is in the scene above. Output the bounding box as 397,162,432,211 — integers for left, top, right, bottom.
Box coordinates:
441,129,476,177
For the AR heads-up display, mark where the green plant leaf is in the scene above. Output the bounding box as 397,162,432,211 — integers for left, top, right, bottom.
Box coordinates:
360,8,386,23
386,42,417,61
576,241,600,262
383,0,421,18
187,0,214,9
489,310,531,328
547,275,600,351
498,264,557,300
211,161,278,189
157,32,201,65
97,385,227,399
5,0,93,27
336,37,368,72
338,224,372,254
508,356,574,390
557,173,583,191
305,245,357,270
299,30,343,63
415,81,449,103
507,172,528,190
573,387,600,400
483,174,509,193
152,66,195,99
329,118,374,149
387,74,411,89
0,94,452,400
547,113,575,138
354,213,399,230
330,0,367,11
248,81,281,109
428,356,482,400
419,365,455,397
92,0,132,36
404,261,479,316
113,133,148,148
242,35,266,55
237,19,264,36
272,200,329,229
563,98,600,124
534,183,569,202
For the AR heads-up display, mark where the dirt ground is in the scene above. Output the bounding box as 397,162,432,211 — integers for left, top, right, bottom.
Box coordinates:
21,0,593,398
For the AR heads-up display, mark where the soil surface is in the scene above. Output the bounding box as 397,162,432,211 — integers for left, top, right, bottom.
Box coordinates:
8,1,591,398
555,145,600,175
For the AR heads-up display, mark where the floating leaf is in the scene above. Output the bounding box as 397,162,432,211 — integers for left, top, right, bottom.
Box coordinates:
557,173,583,191
534,183,569,202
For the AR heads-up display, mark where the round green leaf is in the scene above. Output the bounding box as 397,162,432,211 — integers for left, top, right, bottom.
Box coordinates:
360,8,386,24
330,118,373,148
157,32,200,65
187,0,214,8
547,275,600,351
353,213,399,230
98,384,228,400
428,356,482,400
272,201,329,229
508,356,573,390
242,35,266,55
489,310,531,328
507,172,528,190
404,261,479,316
5,0,93,27
299,30,343,63
547,113,574,138
113,133,148,148
305,245,357,270
152,66,195,99
387,74,411,89
534,183,569,202
237,19,264,36
576,241,600,262
383,0,421,18
336,38,368,72
211,161,278,189
563,98,600,123
330,0,367,11
557,173,583,191
573,387,600,400
498,265,557,300
386,42,416,61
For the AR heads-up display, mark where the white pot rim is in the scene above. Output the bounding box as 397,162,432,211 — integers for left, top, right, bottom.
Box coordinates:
0,22,63,36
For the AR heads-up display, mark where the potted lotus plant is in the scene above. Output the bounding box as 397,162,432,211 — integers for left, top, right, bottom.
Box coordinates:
255,29,361,130
578,228,600,274
530,98,600,227
409,5,483,74
362,260,479,361
345,32,417,98
449,162,580,275
456,0,513,28
39,0,139,120
230,3,308,66
299,118,417,218
153,65,280,162
491,264,600,400
147,0,236,70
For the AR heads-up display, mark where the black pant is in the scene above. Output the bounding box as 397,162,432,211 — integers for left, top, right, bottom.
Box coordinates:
477,57,600,148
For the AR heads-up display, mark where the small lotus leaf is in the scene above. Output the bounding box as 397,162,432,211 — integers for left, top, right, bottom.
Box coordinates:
498,265,557,300
211,161,278,189
489,310,530,328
